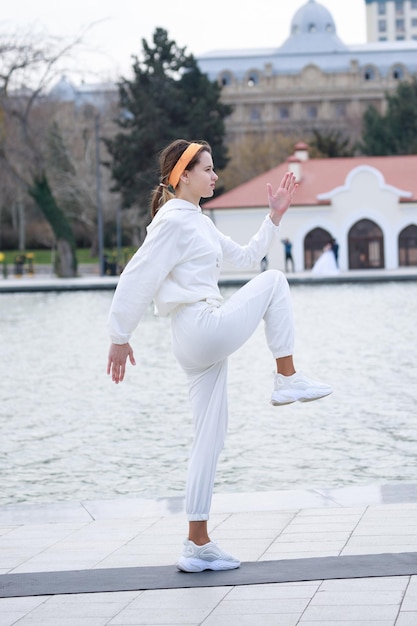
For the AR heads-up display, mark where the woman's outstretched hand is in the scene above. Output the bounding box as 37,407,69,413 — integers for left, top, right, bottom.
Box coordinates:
267,172,298,226
107,342,136,384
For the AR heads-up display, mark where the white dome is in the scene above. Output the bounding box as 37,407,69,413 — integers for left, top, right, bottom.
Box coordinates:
280,0,347,54
291,0,336,36
48,75,77,102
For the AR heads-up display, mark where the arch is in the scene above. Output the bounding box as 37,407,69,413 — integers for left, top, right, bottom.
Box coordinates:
391,64,406,80
399,224,417,266
348,219,384,269
304,227,333,269
246,70,261,87
300,63,323,81
363,65,379,81
218,71,233,87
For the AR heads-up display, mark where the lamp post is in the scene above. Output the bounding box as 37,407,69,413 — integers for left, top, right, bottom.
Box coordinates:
113,108,134,272
116,203,122,267
95,113,105,276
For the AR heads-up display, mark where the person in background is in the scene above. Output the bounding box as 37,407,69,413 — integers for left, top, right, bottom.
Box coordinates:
260,255,269,271
311,241,340,276
331,238,339,267
106,139,333,574
282,238,295,272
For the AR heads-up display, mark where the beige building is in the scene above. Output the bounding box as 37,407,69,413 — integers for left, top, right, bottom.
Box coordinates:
48,1,417,152
197,0,417,145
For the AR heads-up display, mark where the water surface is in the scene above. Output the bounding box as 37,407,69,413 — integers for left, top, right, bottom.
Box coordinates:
1,281,416,505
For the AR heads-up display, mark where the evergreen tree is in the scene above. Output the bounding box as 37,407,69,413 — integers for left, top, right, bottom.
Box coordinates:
360,77,417,155
309,129,354,158
29,174,78,277
105,28,232,239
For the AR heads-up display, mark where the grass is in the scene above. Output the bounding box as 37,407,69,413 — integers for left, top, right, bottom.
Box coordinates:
0,247,136,265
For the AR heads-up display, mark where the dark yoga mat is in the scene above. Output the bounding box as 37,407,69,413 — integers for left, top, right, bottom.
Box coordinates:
2,552,417,598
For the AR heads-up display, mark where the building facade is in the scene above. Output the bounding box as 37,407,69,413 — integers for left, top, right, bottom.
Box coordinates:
203,144,417,273
48,1,417,150
366,0,417,42
196,0,417,144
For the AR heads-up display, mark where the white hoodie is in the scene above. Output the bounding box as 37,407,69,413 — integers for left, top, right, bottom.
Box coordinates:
108,199,280,344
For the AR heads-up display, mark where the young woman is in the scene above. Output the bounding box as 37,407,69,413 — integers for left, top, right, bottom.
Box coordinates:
107,139,332,573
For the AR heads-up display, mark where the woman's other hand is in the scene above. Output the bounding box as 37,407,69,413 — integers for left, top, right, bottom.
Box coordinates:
107,342,136,384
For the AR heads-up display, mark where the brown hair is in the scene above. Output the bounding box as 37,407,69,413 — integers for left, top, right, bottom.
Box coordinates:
150,139,211,217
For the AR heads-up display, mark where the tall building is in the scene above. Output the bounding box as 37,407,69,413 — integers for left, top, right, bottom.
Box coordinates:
366,0,417,42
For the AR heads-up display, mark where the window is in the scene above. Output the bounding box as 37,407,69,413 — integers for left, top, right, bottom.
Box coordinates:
335,102,347,118
392,65,404,79
396,18,405,32
378,19,387,32
306,104,318,119
399,224,417,266
364,67,376,80
279,106,290,120
219,72,232,87
308,23,317,33
395,1,404,15
412,0,417,9
378,2,386,15
304,228,333,269
348,219,384,269
249,106,261,121
412,18,417,26
246,71,260,87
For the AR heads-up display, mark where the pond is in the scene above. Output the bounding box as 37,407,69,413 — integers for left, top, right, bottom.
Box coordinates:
0,280,416,506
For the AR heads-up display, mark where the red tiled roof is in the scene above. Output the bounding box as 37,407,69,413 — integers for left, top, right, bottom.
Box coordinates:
205,155,417,208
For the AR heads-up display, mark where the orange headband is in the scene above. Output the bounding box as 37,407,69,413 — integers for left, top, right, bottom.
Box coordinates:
168,143,202,189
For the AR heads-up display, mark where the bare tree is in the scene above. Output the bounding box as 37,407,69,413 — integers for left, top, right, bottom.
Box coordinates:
0,23,111,277
219,133,299,191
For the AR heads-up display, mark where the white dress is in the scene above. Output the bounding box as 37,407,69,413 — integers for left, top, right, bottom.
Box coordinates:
311,248,340,276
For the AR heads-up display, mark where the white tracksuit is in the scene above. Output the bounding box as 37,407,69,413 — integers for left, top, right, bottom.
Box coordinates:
108,198,294,521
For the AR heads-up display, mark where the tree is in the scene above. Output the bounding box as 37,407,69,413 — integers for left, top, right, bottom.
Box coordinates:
220,133,299,191
360,77,417,155
0,25,104,276
105,28,232,244
309,129,354,158
29,174,77,276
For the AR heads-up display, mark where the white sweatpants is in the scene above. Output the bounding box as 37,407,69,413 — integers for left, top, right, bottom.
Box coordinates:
170,270,294,521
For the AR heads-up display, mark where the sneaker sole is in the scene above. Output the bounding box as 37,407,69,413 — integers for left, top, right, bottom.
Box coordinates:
177,556,240,573
271,389,333,406
270,398,296,406
299,390,333,402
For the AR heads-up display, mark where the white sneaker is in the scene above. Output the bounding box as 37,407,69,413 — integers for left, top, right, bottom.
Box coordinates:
176,539,241,573
271,372,333,406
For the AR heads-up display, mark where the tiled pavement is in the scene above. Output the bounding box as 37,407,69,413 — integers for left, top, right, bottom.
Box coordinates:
1,484,417,625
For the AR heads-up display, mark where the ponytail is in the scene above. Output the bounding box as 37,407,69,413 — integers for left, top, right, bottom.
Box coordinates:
151,183,176,218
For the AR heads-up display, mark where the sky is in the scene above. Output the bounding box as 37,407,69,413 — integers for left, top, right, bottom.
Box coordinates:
1,0,367,84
